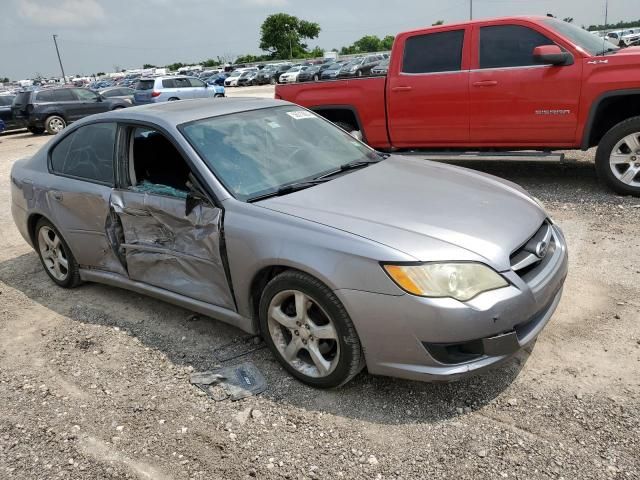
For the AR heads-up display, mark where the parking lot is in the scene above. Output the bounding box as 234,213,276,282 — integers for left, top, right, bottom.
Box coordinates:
0,85,639,479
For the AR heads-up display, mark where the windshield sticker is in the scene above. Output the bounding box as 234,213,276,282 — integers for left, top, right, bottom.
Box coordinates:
286,110,315,120
267,121,280,129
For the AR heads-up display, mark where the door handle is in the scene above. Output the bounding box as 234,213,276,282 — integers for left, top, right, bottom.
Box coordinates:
391,86,413,92
473,80,498,87
51,191,63,201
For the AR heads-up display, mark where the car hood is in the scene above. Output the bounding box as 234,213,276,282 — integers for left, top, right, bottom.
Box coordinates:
258,156,546,271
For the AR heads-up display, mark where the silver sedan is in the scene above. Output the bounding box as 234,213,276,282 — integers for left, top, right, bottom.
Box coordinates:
10,98,568,387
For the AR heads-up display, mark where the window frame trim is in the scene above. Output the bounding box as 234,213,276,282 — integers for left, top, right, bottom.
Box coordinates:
47,119,119,187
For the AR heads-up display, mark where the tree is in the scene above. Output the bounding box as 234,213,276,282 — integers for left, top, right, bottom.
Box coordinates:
432,20,444,26
309,46,324,58
201,58,221,67
0,77,9,83
95,72,105,77
353,35,382,53
381,35,395,50
259,13,321,59
166,62,186,71
143,64,156,69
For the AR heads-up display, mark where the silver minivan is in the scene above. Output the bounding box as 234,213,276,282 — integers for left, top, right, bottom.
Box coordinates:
133,76,225,104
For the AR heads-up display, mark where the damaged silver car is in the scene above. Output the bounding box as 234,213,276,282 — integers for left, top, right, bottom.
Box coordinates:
11,98,568,388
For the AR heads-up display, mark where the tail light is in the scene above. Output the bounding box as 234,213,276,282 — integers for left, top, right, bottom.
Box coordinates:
151,91,161,97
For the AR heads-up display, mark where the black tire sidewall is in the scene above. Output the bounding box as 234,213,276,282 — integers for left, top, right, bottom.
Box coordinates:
35,218,79,288
595,117,640,196
259,271,363,388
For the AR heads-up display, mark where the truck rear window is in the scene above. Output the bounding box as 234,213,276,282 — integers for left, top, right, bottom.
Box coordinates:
402,30,464,74
136,80,155,91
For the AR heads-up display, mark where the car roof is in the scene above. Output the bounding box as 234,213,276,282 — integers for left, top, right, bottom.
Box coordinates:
86,97,291,127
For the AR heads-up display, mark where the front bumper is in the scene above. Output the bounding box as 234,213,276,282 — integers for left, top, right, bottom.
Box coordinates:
336,224,568,383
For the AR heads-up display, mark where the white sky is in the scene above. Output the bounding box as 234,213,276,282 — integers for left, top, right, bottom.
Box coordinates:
1,0,636,79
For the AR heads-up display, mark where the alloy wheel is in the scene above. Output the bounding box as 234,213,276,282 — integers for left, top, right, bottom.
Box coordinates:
610,132,640,187
38,226,69,281
49,117,65,133
267,290,340,378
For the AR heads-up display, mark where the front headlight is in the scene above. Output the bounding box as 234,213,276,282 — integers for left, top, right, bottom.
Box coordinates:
383,262,508,301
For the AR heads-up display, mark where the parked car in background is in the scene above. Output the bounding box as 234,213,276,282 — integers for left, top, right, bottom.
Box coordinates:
224,70,246,87
10,98,567,388
11,87,129,135
297,62,337,82
237,69,259,87
320,61,346,80
276,16,640,196
273,64,293,84
255,65,278,85
98,87,135,105
0,95,23,131
338,55,382,78
279,66,308,84
207,73,229,86
134,76,224,104
371,58,390,76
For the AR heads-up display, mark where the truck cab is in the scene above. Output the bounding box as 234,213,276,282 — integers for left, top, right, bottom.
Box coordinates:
276,16,640,196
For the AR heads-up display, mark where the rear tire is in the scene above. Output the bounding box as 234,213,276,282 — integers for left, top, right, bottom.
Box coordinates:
595,116,640,196
35,218,81,288
259,270,364,388
168,97,179,101
44,115,66,135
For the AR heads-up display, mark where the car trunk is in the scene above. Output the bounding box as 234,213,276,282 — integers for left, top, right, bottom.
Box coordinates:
133,80,155,104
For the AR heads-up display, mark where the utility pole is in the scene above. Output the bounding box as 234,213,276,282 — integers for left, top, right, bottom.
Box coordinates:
52,34,66,83
469,0,473,20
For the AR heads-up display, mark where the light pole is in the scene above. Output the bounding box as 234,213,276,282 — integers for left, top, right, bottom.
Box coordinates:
52,34,66,83
469,0,473,20
284,23,293,59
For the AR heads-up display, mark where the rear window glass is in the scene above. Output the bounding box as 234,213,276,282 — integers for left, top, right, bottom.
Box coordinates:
136,80,155,90
53,89,76,101
36,90,56,102
0,96,13,106
162,79,176,88
50,123,117,184
402,30,465,74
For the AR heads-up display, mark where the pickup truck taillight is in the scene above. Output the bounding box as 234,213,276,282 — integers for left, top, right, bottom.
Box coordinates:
151,91,161,97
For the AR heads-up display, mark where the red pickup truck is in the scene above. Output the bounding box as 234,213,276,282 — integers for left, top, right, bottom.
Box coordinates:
275,16,640,196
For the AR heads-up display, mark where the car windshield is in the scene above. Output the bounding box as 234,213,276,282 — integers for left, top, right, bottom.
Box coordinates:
181,106,381,201
543,17,620,55
229,71,242,77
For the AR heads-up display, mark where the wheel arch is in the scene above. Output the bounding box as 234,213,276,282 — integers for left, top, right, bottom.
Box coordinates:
310,106,366,141
582,90,640,149
248,264,343,335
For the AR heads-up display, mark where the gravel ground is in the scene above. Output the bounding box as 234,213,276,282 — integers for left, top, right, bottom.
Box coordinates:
0,87,639,479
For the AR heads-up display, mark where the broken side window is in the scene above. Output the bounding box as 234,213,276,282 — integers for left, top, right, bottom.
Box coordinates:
129,127,191,198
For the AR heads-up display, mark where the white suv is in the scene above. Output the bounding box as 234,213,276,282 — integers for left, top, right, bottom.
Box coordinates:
133,76,225,104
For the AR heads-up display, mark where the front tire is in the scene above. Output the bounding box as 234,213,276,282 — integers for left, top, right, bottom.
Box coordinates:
35,218,81,288
334,121,364,142
259,271,364,388
44,115,66,135
595,116,640,196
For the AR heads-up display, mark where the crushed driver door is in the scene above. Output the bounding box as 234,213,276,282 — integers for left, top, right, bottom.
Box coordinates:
108,190,235,310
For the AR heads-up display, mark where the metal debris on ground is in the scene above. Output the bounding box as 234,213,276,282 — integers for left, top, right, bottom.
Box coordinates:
190,362,267,401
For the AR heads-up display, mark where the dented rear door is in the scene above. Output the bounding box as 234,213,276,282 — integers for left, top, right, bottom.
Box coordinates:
109,190,235,310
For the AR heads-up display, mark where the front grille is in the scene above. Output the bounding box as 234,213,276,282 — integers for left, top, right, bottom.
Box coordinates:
510,221,555,280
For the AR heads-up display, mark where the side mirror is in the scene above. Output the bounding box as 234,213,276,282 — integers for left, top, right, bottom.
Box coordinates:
533,45,573,66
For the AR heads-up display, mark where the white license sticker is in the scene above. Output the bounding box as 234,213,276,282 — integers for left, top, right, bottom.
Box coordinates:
286,110,315,120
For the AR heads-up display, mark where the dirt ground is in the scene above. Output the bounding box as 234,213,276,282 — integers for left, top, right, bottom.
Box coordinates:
0,87,639,479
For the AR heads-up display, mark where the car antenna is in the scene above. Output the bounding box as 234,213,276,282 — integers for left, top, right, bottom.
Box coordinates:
602,0,609,54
